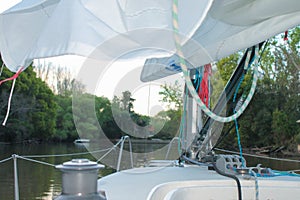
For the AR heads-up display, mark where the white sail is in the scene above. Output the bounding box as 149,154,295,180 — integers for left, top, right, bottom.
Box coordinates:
0,0,211,72
141,0,300,82
0,1,300,75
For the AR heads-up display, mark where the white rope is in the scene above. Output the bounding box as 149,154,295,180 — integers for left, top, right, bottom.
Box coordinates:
2,78,16,126
172,0,259,123
249,168,259,200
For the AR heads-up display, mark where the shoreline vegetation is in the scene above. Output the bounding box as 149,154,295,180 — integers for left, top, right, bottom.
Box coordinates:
0,27,299,157
1,139,300,158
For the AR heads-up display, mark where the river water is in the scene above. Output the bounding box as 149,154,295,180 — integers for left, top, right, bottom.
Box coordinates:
0,143,300,200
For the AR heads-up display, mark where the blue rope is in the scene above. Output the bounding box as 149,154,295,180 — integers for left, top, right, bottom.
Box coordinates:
250,169,300,178
233,74,245,102
234,118,245,167
193,70,198,84
272,170,300,177
233,73,246,167
232,49,256,168
232,44,268,163
195,67,203,92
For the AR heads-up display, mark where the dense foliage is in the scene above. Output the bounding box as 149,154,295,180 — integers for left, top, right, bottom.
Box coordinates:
217,27,300,151
0,64,151,142
0,65,56,142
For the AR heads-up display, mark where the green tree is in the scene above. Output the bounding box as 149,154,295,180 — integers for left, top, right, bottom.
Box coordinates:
155,81,183,139
72,93,99,139
217,27,300,150
53,95,77,141
95,95,123,139
159,80,183,110
0,64,56,142
119,91,135,113
154,109,181,139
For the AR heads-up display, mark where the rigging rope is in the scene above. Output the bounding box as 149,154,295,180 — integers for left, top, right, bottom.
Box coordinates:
2,78,16,126
198,64,211,107
284,30,288,41
0,67,23,86
0,67,23,126
232,56,248,167
172,0,259,123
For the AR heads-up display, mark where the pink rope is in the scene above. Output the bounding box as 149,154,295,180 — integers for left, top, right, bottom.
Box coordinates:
198,64,211,107
0,67,23,86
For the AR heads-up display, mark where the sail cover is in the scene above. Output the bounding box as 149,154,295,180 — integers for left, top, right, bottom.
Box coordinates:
0,0,300,75
0,0,211,72
141,0,300,82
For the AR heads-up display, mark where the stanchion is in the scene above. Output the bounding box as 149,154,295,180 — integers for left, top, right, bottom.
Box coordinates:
12,154,19,200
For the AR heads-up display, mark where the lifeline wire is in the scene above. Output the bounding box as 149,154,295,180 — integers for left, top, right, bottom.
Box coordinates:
172,0,259,123
16,155,55,167
22,147,111,158
0,156,12,164
1,137,131,167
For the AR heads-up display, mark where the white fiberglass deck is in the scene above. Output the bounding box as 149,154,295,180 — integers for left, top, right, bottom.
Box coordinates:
98,164,300,200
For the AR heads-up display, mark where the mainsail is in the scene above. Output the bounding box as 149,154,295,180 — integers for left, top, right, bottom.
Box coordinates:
0,0,299,75
0,0,211,72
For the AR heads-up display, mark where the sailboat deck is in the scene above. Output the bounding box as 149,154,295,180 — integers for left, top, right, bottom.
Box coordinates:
98,164,300,200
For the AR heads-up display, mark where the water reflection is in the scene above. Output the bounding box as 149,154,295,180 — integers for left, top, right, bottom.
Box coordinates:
0,143,94,200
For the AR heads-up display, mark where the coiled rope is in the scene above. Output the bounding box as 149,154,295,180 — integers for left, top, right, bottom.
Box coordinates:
171,0,259,123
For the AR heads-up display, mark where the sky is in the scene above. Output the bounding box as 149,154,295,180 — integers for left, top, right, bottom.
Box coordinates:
0,0,20,13
0,1,182,116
